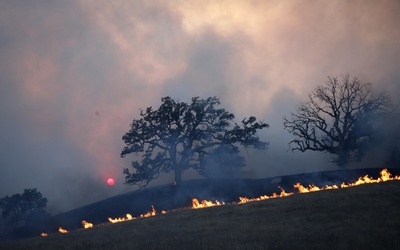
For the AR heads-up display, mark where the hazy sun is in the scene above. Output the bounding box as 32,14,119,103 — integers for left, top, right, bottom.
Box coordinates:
107,178,115,186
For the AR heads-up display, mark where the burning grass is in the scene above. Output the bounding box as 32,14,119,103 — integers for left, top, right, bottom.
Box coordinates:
57,227,68,234
26,168,397,238
2,178,400,249
81,220,93,229
190,168,399,208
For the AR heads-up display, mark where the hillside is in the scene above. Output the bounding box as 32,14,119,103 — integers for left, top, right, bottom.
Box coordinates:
2,180,400,249
10,167,400,239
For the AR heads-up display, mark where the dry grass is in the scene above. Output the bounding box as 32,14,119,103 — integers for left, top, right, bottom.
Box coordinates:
1,181,400,250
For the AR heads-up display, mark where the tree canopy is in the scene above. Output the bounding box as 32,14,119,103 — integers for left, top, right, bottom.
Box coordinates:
0,188,48,231
121,96,269,188
283,74,393,168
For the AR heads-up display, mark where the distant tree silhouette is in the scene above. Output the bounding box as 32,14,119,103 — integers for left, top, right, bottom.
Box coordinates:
0,188,48,231
283,74,393,168
121,96,269,188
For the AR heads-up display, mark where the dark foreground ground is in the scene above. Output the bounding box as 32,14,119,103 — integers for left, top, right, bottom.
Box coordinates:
1,180,400,249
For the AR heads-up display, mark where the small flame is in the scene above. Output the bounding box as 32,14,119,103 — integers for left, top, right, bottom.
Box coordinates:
82,220,93,229
140,205,157,218
58,227,68,234
40,232,48,237
380,168,398,181
108,213,135,223
293,183,337,193
191,198,224,209
108,206,158,223
161,210,167,214
238,188,294,204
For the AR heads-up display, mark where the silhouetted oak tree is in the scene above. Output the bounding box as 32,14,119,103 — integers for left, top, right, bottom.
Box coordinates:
121,96,269,188
0,188,48,231
283,74,392,168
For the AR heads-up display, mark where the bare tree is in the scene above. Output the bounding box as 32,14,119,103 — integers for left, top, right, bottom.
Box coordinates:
283,74,393,168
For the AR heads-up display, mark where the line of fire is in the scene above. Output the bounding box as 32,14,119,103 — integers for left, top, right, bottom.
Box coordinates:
40,168,400,237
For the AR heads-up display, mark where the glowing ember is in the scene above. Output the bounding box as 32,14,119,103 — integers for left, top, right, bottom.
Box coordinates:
58,227,68,234
191,198,224,209
161,210,167,214
108,213,135,223
40,232,48,237
82,220,93,229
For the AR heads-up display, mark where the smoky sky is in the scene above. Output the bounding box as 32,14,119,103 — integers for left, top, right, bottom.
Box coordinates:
1,0,400,214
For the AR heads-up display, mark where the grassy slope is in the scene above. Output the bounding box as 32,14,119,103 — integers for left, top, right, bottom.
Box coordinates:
2,181,400,250
13,167,396,237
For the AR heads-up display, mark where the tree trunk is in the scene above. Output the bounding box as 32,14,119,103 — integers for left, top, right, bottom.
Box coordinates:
336,149,348,169
174,168,182,185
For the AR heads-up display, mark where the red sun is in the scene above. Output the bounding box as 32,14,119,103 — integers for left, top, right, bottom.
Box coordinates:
107,178,115,186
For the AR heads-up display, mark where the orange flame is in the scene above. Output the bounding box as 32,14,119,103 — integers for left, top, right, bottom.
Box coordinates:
40,232,48,237
191,198,224,209
341,168,400,188
82,220,93,229
58,227,68,234
380,168,399,181
238,188,294,204
294,168,400,193
140,205,157,218
108,213,135,223
293,183,339,193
